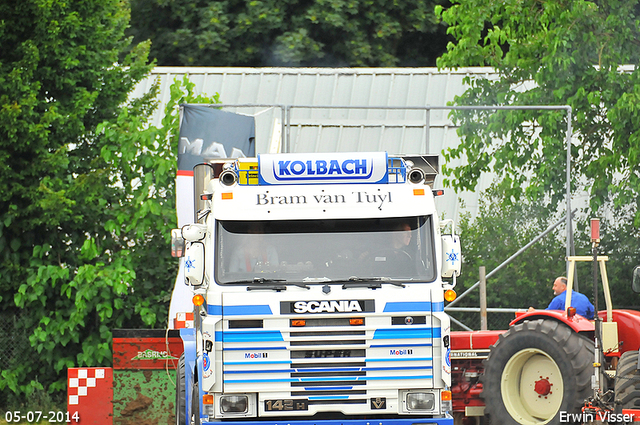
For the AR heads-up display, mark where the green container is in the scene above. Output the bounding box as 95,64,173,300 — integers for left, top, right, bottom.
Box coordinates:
112,329,183,425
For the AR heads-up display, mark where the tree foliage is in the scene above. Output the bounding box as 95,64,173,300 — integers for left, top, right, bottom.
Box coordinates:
0,0,151,400
452,189,640,331
0,0,220,403
127,0,450,67
452,189,566,330
436,0,640,224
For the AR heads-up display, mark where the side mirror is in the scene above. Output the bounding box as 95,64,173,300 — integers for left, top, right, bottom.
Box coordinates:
441,234,461,278
632,266,640,293
182,223,207,241
184,242,205,286
171,229,185,258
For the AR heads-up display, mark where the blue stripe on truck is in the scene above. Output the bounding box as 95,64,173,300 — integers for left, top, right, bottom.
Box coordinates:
383,301,432,312
382,301,445,312
224,375,433,384
373,327,441,339
213,305,273,316
222,330,284,342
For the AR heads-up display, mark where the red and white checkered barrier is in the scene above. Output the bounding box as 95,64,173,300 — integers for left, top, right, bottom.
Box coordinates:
68,368,107,405
67,367,113,425
174,312,194,328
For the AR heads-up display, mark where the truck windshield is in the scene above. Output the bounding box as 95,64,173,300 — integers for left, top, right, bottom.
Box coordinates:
215,216,436,285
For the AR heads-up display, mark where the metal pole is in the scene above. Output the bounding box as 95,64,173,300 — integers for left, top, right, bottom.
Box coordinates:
446,307,521,313
286,105,291,153
479,266,487,331
592,221,602,392
281,106,286,153
425,107,431,154
565,107,573,279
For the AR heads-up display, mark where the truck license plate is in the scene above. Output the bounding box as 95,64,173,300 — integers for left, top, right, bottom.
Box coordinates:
265,399,308,411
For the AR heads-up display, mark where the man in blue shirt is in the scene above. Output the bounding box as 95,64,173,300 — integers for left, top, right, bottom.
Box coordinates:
544,276,595,319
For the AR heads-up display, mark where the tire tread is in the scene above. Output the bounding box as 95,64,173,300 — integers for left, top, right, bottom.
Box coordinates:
615,350,640,409
481,319,594,425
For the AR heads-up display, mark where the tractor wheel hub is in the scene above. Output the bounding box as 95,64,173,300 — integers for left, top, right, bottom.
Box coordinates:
534,378,552,396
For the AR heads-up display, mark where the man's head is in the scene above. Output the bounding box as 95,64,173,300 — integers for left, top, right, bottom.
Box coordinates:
391,223,412,249
552,276,568,295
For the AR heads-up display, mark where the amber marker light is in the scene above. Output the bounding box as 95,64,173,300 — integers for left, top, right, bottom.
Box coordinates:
444,289,457,302
221,192,233,200
350,318,364,326
193,294,205,306
413,188,425,196
203,394,214,405
441,390,452,401
291,320,306,327
567,306,577,318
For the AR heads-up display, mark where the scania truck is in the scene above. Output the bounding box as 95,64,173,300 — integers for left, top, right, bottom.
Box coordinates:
172,151,460,425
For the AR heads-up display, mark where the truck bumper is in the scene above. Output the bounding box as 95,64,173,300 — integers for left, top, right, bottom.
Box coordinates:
202,416,453,425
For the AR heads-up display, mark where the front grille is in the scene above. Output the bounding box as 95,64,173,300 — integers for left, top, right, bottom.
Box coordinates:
221,312,436,412
288,326,368,401
290,349,364,358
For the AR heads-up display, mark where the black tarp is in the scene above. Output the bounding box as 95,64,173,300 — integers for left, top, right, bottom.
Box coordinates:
177,105,255,171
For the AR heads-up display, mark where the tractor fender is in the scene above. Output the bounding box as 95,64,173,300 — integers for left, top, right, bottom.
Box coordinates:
600,309,640,353
510,310,594,333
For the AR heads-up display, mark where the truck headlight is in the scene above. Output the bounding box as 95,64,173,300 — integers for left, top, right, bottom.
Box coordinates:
406,392,435,411
220,395,248,413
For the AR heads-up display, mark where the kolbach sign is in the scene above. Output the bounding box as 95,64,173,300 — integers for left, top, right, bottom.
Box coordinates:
258,152,389,185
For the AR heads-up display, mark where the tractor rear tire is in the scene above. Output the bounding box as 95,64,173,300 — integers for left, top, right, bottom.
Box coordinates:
176,354,186,425
481,319,594,425
615,350,640,410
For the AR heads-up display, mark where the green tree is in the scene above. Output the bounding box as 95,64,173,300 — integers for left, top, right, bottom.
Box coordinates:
0,0,220,405
0,0,152,402
127,0,450,67
2,71,219,404
451,189,640,331
451,189,566,330
436,0,640,224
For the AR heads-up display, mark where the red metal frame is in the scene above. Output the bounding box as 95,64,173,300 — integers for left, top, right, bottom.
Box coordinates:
450,331,505,417
622,409,640,422
451,330,505,350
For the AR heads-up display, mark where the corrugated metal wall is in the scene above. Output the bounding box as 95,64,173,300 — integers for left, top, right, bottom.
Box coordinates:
132,67,500,222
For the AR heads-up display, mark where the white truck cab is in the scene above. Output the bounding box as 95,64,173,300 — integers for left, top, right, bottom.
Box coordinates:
173,152,460,425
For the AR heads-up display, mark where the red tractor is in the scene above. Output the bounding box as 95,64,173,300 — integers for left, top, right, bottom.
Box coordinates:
449,258,640,425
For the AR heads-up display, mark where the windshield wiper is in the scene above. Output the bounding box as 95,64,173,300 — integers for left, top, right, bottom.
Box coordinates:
285,281,311,289
332,277,406,289
229,278,286,285
229,278,285,291
247,284,287,292
239,278,310,291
